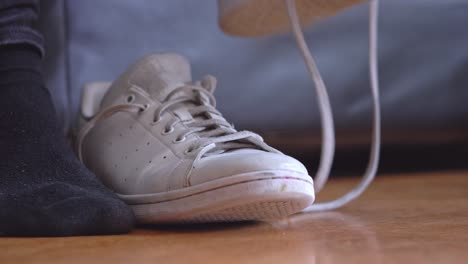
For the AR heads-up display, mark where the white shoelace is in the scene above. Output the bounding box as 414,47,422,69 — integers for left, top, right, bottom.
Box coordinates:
76,78,278,162
284,0,381,212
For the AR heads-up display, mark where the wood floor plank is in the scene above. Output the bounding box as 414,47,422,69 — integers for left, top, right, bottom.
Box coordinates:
1,171,468,264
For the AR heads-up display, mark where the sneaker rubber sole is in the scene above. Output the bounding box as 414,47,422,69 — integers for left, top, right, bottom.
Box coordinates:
118,170,314,224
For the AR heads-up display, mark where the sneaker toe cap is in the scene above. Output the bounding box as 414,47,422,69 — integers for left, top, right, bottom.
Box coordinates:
189,149,310,186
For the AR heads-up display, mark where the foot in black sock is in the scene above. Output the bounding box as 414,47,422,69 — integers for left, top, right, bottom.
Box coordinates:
0,47,134,237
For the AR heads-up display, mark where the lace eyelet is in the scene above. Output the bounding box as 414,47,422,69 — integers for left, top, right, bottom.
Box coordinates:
161,126,174,135
126,94,136,103
138,104,150,114
184,148,194,155
173,136,186,144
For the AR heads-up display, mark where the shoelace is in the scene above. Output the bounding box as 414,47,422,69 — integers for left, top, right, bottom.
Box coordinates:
151,82,275,155
77,77,277,162
78,0,380,213
284,0,381,212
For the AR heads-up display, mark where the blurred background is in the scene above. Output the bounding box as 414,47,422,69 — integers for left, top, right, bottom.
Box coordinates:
38,0,468,176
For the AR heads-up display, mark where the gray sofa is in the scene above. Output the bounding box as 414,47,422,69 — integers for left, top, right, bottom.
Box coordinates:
38,0,468,154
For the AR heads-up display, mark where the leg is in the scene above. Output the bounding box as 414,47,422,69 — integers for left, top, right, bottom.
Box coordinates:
0,0,134,236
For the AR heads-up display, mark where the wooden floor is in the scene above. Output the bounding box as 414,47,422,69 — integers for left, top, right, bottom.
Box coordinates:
1,171,468,264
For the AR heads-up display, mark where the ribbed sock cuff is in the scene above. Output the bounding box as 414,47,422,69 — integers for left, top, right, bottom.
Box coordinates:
0,44,43,85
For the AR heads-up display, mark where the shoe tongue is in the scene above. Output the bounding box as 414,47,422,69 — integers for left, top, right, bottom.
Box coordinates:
101,53,192,108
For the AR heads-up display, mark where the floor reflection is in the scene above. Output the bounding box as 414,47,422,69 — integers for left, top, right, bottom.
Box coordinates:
264,212,383,264
102,212,383,263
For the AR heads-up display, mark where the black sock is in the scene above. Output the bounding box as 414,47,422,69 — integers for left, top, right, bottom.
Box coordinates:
0,45,134,236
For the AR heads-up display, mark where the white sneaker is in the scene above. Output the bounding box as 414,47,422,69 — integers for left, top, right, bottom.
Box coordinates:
77,53,315,224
